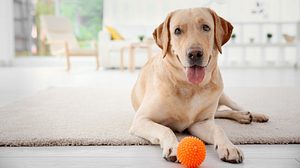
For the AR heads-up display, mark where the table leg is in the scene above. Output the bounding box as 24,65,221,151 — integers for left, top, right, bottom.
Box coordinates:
120,47,124,71
147,46,152,60
129,46,135,72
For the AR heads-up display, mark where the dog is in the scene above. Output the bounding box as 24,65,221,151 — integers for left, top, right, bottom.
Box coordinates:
130,7,269,164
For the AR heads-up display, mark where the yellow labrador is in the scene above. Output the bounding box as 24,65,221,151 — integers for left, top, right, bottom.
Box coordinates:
130,8,269,163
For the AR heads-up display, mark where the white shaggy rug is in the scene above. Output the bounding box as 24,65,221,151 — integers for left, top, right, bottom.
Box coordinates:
0,87,299,146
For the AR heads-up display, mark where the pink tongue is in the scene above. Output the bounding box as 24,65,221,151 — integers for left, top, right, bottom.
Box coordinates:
186,66,205,84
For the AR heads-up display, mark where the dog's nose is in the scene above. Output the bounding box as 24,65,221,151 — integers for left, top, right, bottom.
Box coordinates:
187,48,203,62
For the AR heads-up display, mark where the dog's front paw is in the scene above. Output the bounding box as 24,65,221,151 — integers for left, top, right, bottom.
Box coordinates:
162,143,178,162
233,111,253,124
251,112,269,122
216,143,244,163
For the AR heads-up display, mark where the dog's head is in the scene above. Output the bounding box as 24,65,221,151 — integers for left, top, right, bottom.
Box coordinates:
153,8,233,85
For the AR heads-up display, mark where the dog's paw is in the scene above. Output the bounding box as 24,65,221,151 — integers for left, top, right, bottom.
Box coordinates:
233,111,252,124
162,143,179,162
216,143,244,163
250,112,269,122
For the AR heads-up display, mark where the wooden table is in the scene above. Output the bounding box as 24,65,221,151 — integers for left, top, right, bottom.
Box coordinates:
120,42,153,72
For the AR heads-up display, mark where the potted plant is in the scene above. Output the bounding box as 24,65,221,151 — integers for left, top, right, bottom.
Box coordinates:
267,33,272,43
138,35,145,42
231,33,236,42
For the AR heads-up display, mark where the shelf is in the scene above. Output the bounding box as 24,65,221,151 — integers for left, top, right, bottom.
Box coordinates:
227,43,298,47
221,21,300,68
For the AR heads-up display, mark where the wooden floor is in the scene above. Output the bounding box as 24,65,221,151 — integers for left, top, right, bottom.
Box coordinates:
1,58,300,168
0,145,300,168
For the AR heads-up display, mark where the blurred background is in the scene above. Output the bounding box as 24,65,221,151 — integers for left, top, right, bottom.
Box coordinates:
0,0,299,68
13,0,103,56
0,0,299,105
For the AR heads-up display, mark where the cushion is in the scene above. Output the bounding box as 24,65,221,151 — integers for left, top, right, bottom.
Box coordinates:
106,26,124,40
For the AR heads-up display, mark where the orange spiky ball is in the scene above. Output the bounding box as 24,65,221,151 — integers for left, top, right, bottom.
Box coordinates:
177,136,206,167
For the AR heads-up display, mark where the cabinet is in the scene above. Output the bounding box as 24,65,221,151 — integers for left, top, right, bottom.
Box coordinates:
221,22,300,68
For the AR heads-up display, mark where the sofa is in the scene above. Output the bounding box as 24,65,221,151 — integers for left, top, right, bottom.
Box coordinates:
98,25,160,69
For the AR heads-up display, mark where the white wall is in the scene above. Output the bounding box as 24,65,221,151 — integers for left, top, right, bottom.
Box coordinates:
224,0,300,22
103,0,300,26
102,0,231,38
0,0,14,66
103,0,219,27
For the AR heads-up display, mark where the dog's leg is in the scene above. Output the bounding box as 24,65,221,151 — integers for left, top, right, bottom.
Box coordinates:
130,117,178,162
188,119,243,163
218,92,244,111
215,110,253,124
130,106,178,162
216,92,269,123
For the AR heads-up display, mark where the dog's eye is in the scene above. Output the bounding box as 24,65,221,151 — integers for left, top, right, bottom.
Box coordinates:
203,24,210,32
174,28,182,35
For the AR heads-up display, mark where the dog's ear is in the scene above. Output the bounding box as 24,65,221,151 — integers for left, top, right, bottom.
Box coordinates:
153,13,172,58
208,9,233,54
